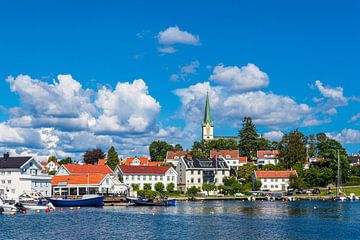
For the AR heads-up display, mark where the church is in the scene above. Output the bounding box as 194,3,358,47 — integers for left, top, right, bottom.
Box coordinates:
201,92,240,142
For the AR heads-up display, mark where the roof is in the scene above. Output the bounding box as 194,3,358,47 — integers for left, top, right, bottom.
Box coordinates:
239,156,248,163
348,156,360,164
183,158,229,169
98,158,121,165
210,150,239,159
119,165,171,175
62,164,114,175
0,156,32,169
257,150,279,159
52,174,107,185
124,157,149,166
166,151,191,160
254,170,297,179
40,162,48,167
202,92,213,127
147,161,166,167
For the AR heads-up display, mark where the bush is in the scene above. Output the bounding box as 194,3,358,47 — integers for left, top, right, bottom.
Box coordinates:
166,183,175,193
155,182,165,193
344,176,360,186
143,183,152,191
187,186,200,197
131,183,140,192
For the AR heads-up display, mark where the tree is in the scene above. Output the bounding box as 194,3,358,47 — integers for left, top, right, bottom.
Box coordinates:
48,156,58,163
143,183,152,191
221,176,243,195
174,144,183,151
83,148,105,165
187,186,200,196
237,164,255,183
106,146,119,170
289,174,302,189
48,170,57,175
260,164,286,171
58,157,72,165
278,129,307,170
253,179,262,190
149,141,174,161
238,117,259,160
166,183,175,193
254,137,271,151
190,141,210,159
202,183,215,196
154,182,165,193
190,139,238,159
131,183,140,192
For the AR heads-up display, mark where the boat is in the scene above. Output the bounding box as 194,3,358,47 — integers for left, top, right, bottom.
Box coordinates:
47,194,105,207
19,193,55,210
132,198,176,206
0,198,18,214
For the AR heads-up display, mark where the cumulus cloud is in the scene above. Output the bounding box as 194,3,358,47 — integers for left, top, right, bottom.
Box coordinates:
0,123,43,148
349,113,360,123
157,26,200,53
170,60,200,81
263,131,284,141
327,129,360,144
209,63,269,91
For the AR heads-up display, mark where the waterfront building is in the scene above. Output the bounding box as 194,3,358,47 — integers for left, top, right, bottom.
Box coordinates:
0,153,51,201
53,164,127,195
348,154,360,166
165,150,191,166
40,161,60,174
252,170,297,191
256,150,279,166
210,150,247,169
115,165,177,190
176,157,230,193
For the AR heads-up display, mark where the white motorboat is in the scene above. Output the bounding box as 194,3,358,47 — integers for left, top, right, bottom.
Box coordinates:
0,198,17,214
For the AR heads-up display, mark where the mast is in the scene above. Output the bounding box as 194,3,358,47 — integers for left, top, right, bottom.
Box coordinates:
337,150,340,196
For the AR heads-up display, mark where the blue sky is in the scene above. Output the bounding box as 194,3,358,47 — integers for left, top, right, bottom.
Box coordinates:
0,0,359,159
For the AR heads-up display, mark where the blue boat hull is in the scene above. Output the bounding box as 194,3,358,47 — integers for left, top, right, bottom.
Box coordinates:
132,198,176,206
48,196,105,207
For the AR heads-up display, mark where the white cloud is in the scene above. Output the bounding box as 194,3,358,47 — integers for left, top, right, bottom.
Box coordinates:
314,80,347,102
263,131,284,141
94,79,161,134
327,129,360,144
0,123,42,148
209,63,269,91
170,60,200,81
158,26,200,45
349,113,360,123
157,26,200,53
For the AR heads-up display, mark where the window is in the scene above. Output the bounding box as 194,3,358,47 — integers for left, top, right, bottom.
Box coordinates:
275,185,278,188
1,180,4,184
6,171,11,175
271,185,274,188
191,170,194,175
263,185,267,188
264,179,267,182
160,176,163,181
131,176,134,180
275,179,278,182
214,178,217,183
191,178,194,183
226,155,231,159
125,176,129,180
30,169,37,175
149,176,152,180
137,176,141,180
167,176,170,181
34,182,38,187
222,170,225,175
198,170,201,174
198,178,201,183
11,189,15,194
172,176,175,181
271,179,274,182
233,161,236,165
7,180,11,184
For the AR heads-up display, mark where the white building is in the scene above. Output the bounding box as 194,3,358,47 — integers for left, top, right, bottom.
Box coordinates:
252,170,297,191
0,154,51,201
256,150,279,166
176,157,230,193
40,161,60,174
115,165,177,191
210,150,247,169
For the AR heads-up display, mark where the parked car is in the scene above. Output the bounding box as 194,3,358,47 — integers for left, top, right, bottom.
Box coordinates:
296,189,306,194
312,188,321,194
286,189,294,196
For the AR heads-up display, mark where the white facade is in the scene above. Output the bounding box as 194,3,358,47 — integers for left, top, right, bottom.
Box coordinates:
0,158,51,201
176,157,230,192
117,167,177,191
256,158,278,166
257,177,289,191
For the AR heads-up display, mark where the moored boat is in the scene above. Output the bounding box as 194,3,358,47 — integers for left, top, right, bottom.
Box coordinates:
0,198,18,214
132,198,176,206
48,195,105,207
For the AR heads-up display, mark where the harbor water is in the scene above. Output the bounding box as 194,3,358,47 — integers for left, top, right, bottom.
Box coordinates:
1,200,359,240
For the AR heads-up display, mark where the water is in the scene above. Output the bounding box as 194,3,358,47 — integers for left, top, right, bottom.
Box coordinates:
1,201,359,240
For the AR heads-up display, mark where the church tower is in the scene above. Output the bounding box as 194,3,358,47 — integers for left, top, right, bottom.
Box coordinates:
202,92,214,141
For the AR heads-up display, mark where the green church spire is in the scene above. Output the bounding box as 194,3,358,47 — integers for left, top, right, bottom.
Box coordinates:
202,92,214,127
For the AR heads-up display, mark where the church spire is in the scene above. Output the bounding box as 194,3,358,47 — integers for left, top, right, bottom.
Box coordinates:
202,92,213,127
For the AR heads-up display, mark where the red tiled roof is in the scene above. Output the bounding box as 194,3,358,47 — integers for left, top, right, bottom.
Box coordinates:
166,151,191,160
52,174,107,185
238,156,248,163
147,161,166,166
210,150,239,159
62,164,114,175
40,162,47,167
257,150,279,159
255,170,297,179
119,165,171,175
124,157,149,166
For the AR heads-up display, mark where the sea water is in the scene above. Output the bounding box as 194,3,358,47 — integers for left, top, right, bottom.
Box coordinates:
0,201,359,240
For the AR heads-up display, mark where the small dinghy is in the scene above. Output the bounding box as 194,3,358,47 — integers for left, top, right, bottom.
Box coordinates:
132,198,176,206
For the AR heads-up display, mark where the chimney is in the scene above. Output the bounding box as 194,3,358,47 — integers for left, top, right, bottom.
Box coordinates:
3,152,9,161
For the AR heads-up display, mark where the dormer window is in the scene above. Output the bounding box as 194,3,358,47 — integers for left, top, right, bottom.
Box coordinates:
226,155,231,159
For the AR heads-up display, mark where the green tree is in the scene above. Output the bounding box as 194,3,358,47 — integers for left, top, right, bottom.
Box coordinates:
237,164,255,183
288,174,303,189
278,129,307,170
187,186,200,196
149,140,174,161
166,183,175,193
202,183,215,196
48,156,58,163
253,179,262,190
48,170,57,175
143,183,152,191
190,139,238,159
238,117,259,160
106,146,119,170
190,141,209,159
222,176,243,194
174,144,183,151
131,183,140,192
254,137,271,151
154,182,165,193
260,164,286,170
58,157,72,165
83,148,105,165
